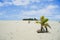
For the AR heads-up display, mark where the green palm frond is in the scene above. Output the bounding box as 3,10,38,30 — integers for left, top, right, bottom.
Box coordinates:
35,16,51,28
44,23,51,29
35,16,51,32
36,21,41,24
47,24,51,29
42,18,48,24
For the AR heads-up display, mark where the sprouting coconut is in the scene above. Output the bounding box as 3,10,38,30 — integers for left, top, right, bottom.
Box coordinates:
36,16,51,33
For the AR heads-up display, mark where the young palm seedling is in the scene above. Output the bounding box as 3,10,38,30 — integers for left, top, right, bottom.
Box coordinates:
36,16,51,33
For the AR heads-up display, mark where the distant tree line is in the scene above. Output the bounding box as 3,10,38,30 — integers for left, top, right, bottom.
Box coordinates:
23,18,38,21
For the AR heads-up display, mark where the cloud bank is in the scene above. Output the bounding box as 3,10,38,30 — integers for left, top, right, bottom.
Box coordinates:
0,0,60,20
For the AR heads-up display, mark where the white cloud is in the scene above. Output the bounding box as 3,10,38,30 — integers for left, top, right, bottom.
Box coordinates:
4,2,12,5
30,0,40,2
30,5,38,9
54,15,60,19
0,11,6,16
12,0,41,6
0,0,32,6
0,2,4,6
21,5,59,19
42,0,54,2
0,0,55,6
12,0,30,5
0,2,12,7
22,10,37,15
46,5,59,9
12,0,54,6
0,13,3,15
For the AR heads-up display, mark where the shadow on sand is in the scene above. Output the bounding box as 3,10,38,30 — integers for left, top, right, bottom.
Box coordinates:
37,29,49,33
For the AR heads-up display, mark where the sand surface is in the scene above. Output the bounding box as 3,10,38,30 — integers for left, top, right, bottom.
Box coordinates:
0,20,60,40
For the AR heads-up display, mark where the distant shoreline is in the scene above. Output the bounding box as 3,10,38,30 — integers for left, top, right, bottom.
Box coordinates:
0,19,59,21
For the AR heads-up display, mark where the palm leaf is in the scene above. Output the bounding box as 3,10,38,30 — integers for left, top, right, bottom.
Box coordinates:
36,21,41,24
44,23,51,29
42,18,48,24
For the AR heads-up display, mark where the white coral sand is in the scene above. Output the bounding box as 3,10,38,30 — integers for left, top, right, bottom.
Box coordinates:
0,20,60,40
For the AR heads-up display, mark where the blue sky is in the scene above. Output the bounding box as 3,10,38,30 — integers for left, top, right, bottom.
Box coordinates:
0,0,60,20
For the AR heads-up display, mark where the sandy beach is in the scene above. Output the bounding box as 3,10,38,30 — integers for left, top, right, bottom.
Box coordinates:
0,20,60,40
